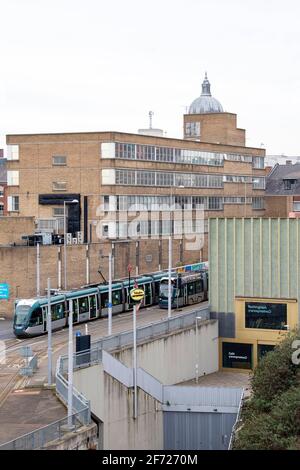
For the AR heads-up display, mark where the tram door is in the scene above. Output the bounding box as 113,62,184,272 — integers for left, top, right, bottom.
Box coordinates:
143,283,152,306
69,299,79,323
183,284,188,305
42,307,47,332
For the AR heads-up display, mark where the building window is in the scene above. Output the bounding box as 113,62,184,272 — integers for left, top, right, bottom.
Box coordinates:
252,156,265,169
222,342,252,369
245,302,287,330
185,122,201,139
0,204,3,215
293,202,300,212
8,195,19,212
52,156,67,166
115,143,135,159
116,169,135,185
258,344,275,361
283,179,297,190
52,181,67,191
252,177,265,189
7,145,19,161
0,186,3,197
53,207,65,217
252,197,264,210
7,170,19,186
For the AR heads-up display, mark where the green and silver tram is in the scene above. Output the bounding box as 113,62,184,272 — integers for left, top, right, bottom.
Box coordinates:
13,274,163,338
159,270,208,309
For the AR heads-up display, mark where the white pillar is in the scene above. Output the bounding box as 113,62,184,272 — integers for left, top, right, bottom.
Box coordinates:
168,236,172,318
36,243,40,297
58,246,62,290
195,318,199,383
67,299,74,428
86,245,90,285
64,202,67,290
108,252,112,336
133,303,137,419
47,278,52,386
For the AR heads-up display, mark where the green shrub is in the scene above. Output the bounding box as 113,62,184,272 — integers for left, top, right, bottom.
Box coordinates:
233,330,300,450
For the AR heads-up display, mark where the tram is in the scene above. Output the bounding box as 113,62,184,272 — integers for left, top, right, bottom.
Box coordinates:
158,270,208,309
13,264,209,338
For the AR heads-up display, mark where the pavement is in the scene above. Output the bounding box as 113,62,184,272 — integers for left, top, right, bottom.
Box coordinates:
0,388,66,445
0,319,14,340
180,371,252,397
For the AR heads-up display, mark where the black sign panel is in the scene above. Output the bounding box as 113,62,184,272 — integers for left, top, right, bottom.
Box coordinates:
245,302,287,330
222,342,252,369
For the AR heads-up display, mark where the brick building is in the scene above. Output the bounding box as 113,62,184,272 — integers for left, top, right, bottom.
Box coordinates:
265,162,300,217
0,149,7,216
5,74,265,274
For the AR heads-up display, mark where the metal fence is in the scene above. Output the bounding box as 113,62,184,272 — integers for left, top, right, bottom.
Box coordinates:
228,390,245,450
56,356,91,421
0,408,89,450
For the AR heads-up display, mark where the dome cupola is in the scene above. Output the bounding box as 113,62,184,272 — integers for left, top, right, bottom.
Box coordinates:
189,73,223,114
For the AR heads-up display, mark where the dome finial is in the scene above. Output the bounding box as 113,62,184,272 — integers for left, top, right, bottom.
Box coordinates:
201,72,211,96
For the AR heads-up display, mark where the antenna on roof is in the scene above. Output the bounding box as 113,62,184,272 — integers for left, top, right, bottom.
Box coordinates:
149,111,154,129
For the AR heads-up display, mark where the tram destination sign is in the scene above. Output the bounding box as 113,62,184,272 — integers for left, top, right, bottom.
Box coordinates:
130,288,145,302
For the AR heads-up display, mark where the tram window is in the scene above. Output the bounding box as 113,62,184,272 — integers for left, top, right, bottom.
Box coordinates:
29,308,43,326
51,303,64,321
113,290,122,305
188,282,195,296
101,292,108,308
79,297,89,314
195,280,203,293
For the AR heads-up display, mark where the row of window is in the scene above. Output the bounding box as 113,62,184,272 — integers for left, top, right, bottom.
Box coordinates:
7,143,265,169
102,219,209,238
115,169,265,189
113,142,264,168
105,195,264,211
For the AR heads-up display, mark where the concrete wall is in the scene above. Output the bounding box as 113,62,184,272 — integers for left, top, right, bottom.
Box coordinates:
43,423,98,450
114,320,219,385
73,320,218,449
73,363,163,450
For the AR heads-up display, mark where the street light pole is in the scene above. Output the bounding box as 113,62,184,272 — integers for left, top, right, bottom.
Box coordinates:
67,299,74,429
108,252,112,336
63,199,79,291
36,242,40,297
133,302,137,419
168,236,172,319
64,201,67,290
195,316,202,383
47,277,52,386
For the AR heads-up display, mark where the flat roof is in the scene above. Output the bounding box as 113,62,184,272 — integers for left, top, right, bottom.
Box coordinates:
6,130,265,154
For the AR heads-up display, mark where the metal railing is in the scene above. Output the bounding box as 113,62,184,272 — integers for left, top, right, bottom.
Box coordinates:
228,389,245,450
56,356,91,421
59,306,210,374
0,408,89,450
19,355,38,377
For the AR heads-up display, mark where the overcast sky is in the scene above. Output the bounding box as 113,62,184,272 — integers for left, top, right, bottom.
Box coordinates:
0,0,300,155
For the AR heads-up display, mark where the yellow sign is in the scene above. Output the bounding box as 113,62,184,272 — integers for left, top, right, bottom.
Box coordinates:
130,288,145,302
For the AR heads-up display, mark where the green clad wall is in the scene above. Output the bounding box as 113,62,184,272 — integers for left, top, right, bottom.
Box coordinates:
209,218,300,320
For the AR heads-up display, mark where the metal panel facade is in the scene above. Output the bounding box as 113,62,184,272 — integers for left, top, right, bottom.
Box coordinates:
163,411,236,450
209,218,300,317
